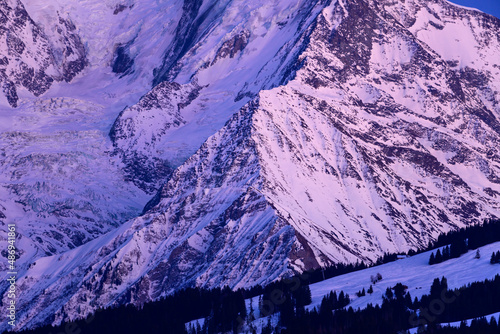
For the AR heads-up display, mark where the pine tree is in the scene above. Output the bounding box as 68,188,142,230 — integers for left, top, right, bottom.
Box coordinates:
404,292,413,308
249,297,255,321
319,296,331,316
435,249,442,263
491,251,500,264
295,285,312,307
332,291,338,307
429,252,435,265
443,245,451,260
430,277,441,297
339,291,346,308
367,285,373,294
440,276,448,291
475,249,481,259
305,285,312,305
196,321,202,334
258,295,264,318
384,287,393,300
413,296,420,309
393,283,406,300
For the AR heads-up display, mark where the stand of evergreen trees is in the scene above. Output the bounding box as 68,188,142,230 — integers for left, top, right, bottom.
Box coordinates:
15,274,500,334
434,219,500,250
490,251,500,264
428,219,500,265
13,287,247,334
268,274,500,334
419,317,499,334
428,241,468,265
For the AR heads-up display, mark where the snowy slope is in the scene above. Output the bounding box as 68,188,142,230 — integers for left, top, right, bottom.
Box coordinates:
307,242,500,312
241,243,500,333
21,0,189,95
2,0,500,331
0,0,182,279
194,243,500,333
0,0,248,273
110,0,327,191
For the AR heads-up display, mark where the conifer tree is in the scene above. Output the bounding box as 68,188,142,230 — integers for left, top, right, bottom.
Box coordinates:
413,296,420,309
249,297,255,321
404,292,413,308
435,249,443,263
440,276,448,291
384,287,393,300
430,277,441,297
443,245,451,259
490,316,498,328
339,291,346,307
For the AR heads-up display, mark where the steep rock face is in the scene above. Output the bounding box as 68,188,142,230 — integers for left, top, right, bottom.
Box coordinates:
108,0,500,196
4,102,301,330
2,0,500,331
109,81,204,193
22,0,189,87
0,0,86,107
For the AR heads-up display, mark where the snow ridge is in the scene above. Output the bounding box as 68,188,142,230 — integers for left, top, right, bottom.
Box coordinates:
1,0,500,331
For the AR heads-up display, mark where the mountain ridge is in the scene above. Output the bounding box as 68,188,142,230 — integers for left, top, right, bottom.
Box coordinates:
1,0,500,331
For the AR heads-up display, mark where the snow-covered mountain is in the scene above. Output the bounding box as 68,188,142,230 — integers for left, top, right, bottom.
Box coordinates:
0,0,253,273
1,0,500,331
0,0,189,274
109,0,327,192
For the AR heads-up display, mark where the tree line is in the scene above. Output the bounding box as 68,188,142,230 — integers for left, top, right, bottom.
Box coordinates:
14,273,500,334
428,219,500,265
12,220,500,334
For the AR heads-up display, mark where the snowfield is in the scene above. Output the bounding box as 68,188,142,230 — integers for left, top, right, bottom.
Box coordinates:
1,0,500,330
193,242,500,333
241,242,500,333
307,242,500,312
